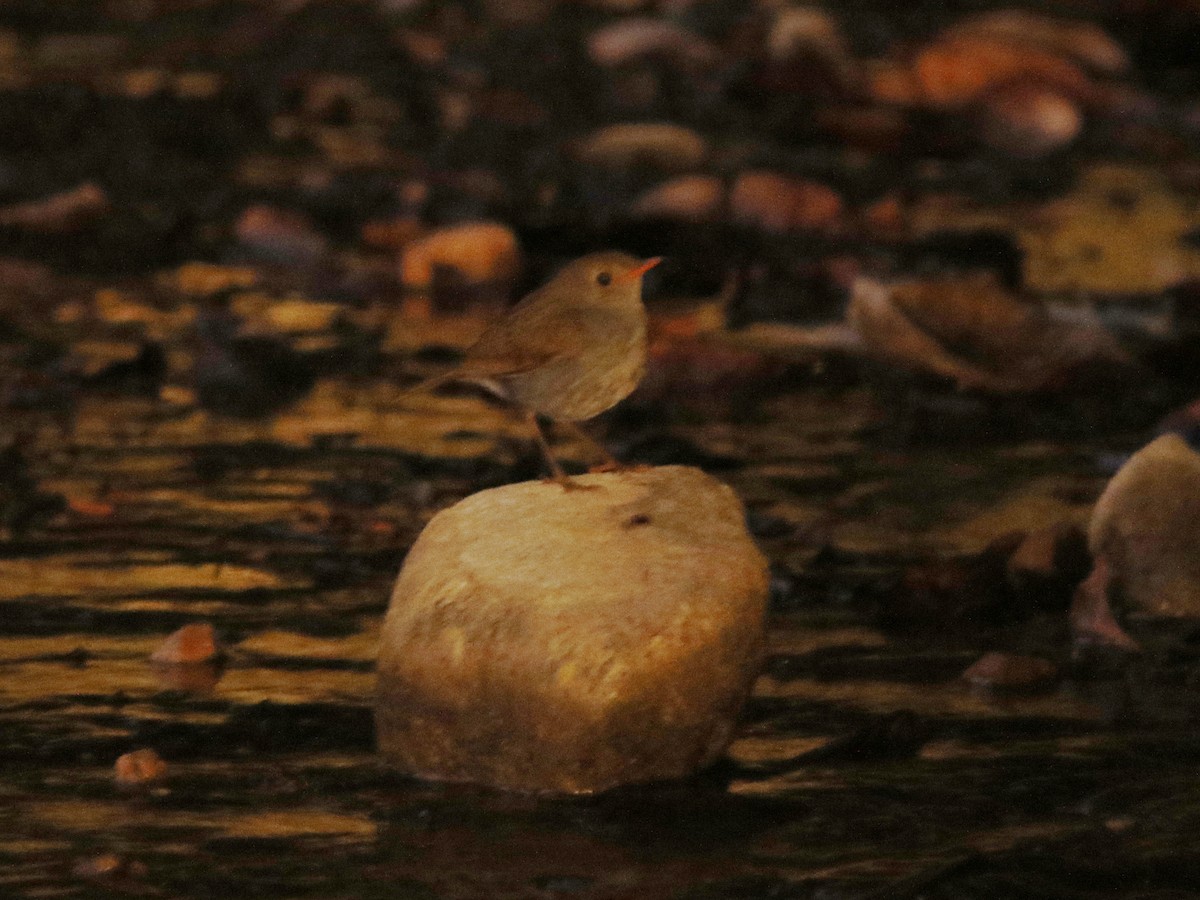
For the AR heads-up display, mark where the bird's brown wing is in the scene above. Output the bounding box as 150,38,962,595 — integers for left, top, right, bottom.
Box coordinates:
453,295,596,379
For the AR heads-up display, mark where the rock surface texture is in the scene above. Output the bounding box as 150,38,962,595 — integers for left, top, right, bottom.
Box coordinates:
376,465,768,794
1089,434,1200,617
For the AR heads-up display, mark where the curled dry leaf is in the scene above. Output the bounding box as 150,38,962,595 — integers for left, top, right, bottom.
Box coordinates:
1088,434,1200,618
847,274,1130,393
944,10,1128,74
571,122,709,170
912,37,1094,110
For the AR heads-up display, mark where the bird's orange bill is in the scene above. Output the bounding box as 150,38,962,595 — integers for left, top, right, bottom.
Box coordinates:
622,257,663,281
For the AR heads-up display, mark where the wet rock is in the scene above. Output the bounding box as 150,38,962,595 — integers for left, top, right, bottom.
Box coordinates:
978,82,1083,159
234,205,329,266
398,221,521,301
114,748,167,786
729,171,843,234
0,183,109,234
1088,435,1200,617
571,122,709,171
151,623,222,665
377,466,768,794
962,652,1057,691
587,18,718,69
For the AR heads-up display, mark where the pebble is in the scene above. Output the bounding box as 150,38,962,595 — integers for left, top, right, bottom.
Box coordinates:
962,652,1057,690
629,174,724,222
729,171,842,233
114,748,167,786
586,18,718,69
398,221,521,292
169,262,259,298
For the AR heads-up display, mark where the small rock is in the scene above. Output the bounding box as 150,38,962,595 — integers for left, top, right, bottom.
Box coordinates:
234,205,329,265
0,182,109,234
398,221,521,294
114,748,167,786
978,82,1083,158
151,623,222,664
962,652,1057,690
629,174,724,223
587,18,718,69
571,122,709,171
1088,434,1200,617
377,466,768,794
729,171,842,233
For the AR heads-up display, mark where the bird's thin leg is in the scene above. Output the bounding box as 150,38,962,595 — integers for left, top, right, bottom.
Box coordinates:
558,420,650,474
527,412,593,490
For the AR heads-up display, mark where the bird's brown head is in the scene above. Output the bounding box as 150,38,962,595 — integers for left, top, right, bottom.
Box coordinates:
547,251,662,309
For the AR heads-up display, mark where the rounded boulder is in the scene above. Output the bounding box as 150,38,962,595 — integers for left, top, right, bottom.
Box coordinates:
376,465,768,794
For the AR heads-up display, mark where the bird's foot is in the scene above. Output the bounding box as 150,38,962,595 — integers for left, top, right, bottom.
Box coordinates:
542,474,600,492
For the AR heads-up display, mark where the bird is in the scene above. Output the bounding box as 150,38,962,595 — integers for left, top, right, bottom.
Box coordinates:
410,251,662,488
191,304,316,423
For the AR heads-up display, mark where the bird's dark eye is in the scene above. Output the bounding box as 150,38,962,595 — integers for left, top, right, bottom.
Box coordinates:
596,272,612,287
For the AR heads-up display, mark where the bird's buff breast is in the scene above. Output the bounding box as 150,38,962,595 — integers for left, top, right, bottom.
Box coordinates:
505,321,646,421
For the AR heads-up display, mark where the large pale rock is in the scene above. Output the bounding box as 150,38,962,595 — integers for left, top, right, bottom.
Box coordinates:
376,466,768,794
1089,435,1200,617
